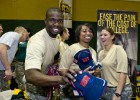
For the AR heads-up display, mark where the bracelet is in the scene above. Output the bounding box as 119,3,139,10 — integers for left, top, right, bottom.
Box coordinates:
115,93,121,97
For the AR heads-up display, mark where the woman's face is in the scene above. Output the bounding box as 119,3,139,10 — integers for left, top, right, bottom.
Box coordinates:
100,29,114,46
79,25,93,44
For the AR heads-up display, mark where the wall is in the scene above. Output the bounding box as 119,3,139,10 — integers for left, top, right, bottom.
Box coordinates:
0,0,140,22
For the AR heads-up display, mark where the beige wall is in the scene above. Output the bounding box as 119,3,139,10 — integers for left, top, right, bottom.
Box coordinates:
0,0,140,22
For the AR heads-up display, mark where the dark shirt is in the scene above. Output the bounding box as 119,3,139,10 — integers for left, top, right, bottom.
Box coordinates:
15,41,28,62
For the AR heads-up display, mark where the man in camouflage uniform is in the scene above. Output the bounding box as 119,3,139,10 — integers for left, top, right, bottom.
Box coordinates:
25,7,69,100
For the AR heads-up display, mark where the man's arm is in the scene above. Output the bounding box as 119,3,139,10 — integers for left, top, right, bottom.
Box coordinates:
25,69,67,86
0,44,12,80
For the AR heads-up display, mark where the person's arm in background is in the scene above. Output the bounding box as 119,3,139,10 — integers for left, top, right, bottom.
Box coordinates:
113,72,127,100
0,44,12,80
116,73,127,91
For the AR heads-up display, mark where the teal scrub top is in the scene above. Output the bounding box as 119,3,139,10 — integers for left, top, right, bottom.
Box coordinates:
15,41,28,62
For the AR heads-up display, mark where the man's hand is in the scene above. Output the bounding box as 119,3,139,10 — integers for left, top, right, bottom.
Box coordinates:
61,69,80,84
4,69,12,81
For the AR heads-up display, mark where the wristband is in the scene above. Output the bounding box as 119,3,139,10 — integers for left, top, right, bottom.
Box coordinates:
115,93,121,97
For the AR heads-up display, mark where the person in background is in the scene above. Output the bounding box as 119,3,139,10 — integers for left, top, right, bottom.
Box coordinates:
98,27,133,100
58,28,70,58
24,7,71,100
56,28,70,100
0,26,29,92
59,23,98,100
13,27,32,90
0,24,3,37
